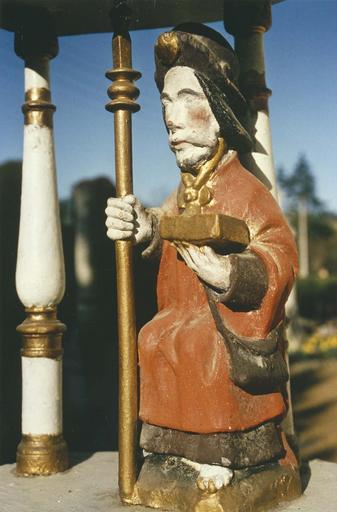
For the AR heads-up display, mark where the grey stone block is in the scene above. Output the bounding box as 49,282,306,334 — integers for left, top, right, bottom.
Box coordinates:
0,453,336,511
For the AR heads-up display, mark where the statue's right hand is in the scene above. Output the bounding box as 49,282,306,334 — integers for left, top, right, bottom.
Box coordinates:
105,194,153,244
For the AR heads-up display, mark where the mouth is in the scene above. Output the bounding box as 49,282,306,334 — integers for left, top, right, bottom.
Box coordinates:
170,139,207,150
170,140,190,149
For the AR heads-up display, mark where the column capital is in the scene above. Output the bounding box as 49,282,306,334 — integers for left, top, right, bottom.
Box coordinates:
224,0,272,36
14,12,58,62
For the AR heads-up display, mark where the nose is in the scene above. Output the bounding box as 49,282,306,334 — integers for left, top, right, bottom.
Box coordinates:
164,102,184,133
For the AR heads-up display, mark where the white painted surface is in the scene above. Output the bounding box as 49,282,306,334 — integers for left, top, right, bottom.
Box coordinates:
24,60,49,92
174,243,231,291
198,463,233,490
16,125,65,307
16,61,65,308
235,33,278,198
162,66,220,171
22,357,62,435
180,457,233,489
251,110,278,199
105,195,153,244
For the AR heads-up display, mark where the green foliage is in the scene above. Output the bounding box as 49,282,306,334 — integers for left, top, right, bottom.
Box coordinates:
297,276,337,321
278,155,337,276
308,213,337,274
309,213,335,238
324,242,337,274
284,210,337,275
278,154,322,212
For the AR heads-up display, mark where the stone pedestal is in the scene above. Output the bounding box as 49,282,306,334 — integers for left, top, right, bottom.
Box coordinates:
0,452,336,511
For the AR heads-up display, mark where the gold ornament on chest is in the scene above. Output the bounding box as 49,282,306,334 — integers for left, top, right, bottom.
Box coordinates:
177,138,225,214
161,138,250,250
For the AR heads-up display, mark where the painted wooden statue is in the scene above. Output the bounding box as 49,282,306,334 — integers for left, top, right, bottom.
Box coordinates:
106,23,301,511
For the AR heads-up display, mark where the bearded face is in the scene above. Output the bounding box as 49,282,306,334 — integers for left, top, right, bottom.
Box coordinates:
161,66,221,172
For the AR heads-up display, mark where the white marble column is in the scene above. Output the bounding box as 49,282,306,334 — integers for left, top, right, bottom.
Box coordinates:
14,26,68,475
234,31,278,199
224,0,278,198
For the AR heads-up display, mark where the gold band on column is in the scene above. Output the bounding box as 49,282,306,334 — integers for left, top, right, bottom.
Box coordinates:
16,307,69,476
16,434,68,476
22,87,56,127
18,307,65,359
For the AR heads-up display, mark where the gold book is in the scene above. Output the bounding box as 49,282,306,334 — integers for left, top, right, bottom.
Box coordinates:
159,213,250,250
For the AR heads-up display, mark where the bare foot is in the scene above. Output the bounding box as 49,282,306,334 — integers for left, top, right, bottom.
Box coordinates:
197,464,233,492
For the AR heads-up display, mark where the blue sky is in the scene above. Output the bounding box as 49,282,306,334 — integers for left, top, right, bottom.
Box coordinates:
0,0,336,209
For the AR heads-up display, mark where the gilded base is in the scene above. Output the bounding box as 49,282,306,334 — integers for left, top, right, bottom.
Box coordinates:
16,434,69,476
130,454,301,512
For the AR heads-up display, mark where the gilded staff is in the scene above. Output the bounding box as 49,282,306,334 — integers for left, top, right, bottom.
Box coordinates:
105,5,141,502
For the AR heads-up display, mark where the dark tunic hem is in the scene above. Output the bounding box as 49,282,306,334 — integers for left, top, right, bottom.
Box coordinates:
140,420,285,470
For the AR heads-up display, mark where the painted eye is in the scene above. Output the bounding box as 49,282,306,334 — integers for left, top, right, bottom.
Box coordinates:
183,95,194,104
181,93,203,105
160,93,171,107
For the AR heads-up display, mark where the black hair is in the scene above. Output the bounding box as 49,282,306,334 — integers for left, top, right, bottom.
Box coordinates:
194,71,252,153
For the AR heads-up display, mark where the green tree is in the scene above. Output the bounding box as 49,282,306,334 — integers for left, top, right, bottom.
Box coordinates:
278,155,322,213
278,156,321,277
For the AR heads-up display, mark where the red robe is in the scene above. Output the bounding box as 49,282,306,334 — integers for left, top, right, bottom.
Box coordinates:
138,154,298,434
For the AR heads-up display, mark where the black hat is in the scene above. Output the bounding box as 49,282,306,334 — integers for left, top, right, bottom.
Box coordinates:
155,23,252,152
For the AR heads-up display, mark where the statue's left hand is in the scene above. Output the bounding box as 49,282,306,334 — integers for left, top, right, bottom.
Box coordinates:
174,242,231,291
